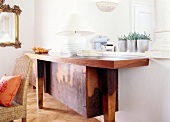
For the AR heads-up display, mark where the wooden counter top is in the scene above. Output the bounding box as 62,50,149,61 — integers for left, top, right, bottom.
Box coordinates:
25,52,149,69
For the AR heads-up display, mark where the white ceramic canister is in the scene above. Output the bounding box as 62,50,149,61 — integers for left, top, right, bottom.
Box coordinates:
137,39,149,52
127,40,137,52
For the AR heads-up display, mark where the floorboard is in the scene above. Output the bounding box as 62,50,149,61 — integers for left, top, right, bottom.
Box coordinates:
14,85,102,122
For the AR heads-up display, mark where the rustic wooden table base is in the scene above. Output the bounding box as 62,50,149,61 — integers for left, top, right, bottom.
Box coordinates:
26,52,149,122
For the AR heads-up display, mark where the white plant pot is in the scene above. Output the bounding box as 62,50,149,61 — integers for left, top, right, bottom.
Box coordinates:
127,40,137,52
137,39,149,52
118,40,127,52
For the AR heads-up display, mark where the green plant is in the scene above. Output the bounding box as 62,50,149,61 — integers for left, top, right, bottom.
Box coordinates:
138,32,151,40
127,32,139,40
117,35,127,41
118,32,151,41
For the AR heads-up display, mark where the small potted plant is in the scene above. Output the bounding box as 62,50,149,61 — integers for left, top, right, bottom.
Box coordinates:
127,32,138,52
117,35,127,52
137,32,151,52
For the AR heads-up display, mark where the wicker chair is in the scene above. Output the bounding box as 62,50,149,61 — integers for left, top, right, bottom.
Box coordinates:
0,55,33,122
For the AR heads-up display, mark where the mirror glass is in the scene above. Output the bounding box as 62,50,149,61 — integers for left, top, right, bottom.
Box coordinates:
0,12,15,43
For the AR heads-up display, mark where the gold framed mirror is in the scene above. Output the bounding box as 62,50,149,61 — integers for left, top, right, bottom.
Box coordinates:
0,0,22,48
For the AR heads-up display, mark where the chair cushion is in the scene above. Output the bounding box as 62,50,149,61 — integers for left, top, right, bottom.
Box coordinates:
0,74,22,107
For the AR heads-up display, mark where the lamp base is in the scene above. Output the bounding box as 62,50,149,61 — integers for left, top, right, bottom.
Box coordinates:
61,36,88,55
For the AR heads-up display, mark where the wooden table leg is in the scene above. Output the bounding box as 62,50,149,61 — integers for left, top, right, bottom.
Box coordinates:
36,60,45,109
98,69,118,122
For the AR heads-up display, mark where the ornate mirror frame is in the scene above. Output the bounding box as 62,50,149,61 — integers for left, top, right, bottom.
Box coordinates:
0,0,22,48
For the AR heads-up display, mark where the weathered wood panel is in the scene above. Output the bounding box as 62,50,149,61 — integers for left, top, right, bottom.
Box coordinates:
36,60,45,109
31,61,105,117
86,67,103,117
49,62,87,117
97,68,118,122
31,61,119,120
45,61,51,93
30,58,36,87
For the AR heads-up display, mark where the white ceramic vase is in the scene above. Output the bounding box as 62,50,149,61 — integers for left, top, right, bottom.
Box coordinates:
118,40,127,52
127,40,137,52
137,39,149,52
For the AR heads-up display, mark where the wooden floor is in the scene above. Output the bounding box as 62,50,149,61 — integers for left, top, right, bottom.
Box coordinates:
14,85,102,122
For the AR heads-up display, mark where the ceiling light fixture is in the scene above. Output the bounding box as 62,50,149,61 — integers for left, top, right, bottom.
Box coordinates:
94,0,120,12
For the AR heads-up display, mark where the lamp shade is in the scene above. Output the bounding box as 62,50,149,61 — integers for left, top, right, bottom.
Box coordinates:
57,13,95,36
94,0,120,12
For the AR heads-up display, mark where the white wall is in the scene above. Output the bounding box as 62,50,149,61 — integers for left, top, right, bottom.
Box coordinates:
34,0,130,51
0,0,34,77
34,0,154,50
155,0,170,31
33,0,169,122
117,59,170,122
155,0,170,46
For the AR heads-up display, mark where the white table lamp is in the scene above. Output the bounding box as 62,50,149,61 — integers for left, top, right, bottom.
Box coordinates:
57,13,95,36
56,13,95,55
